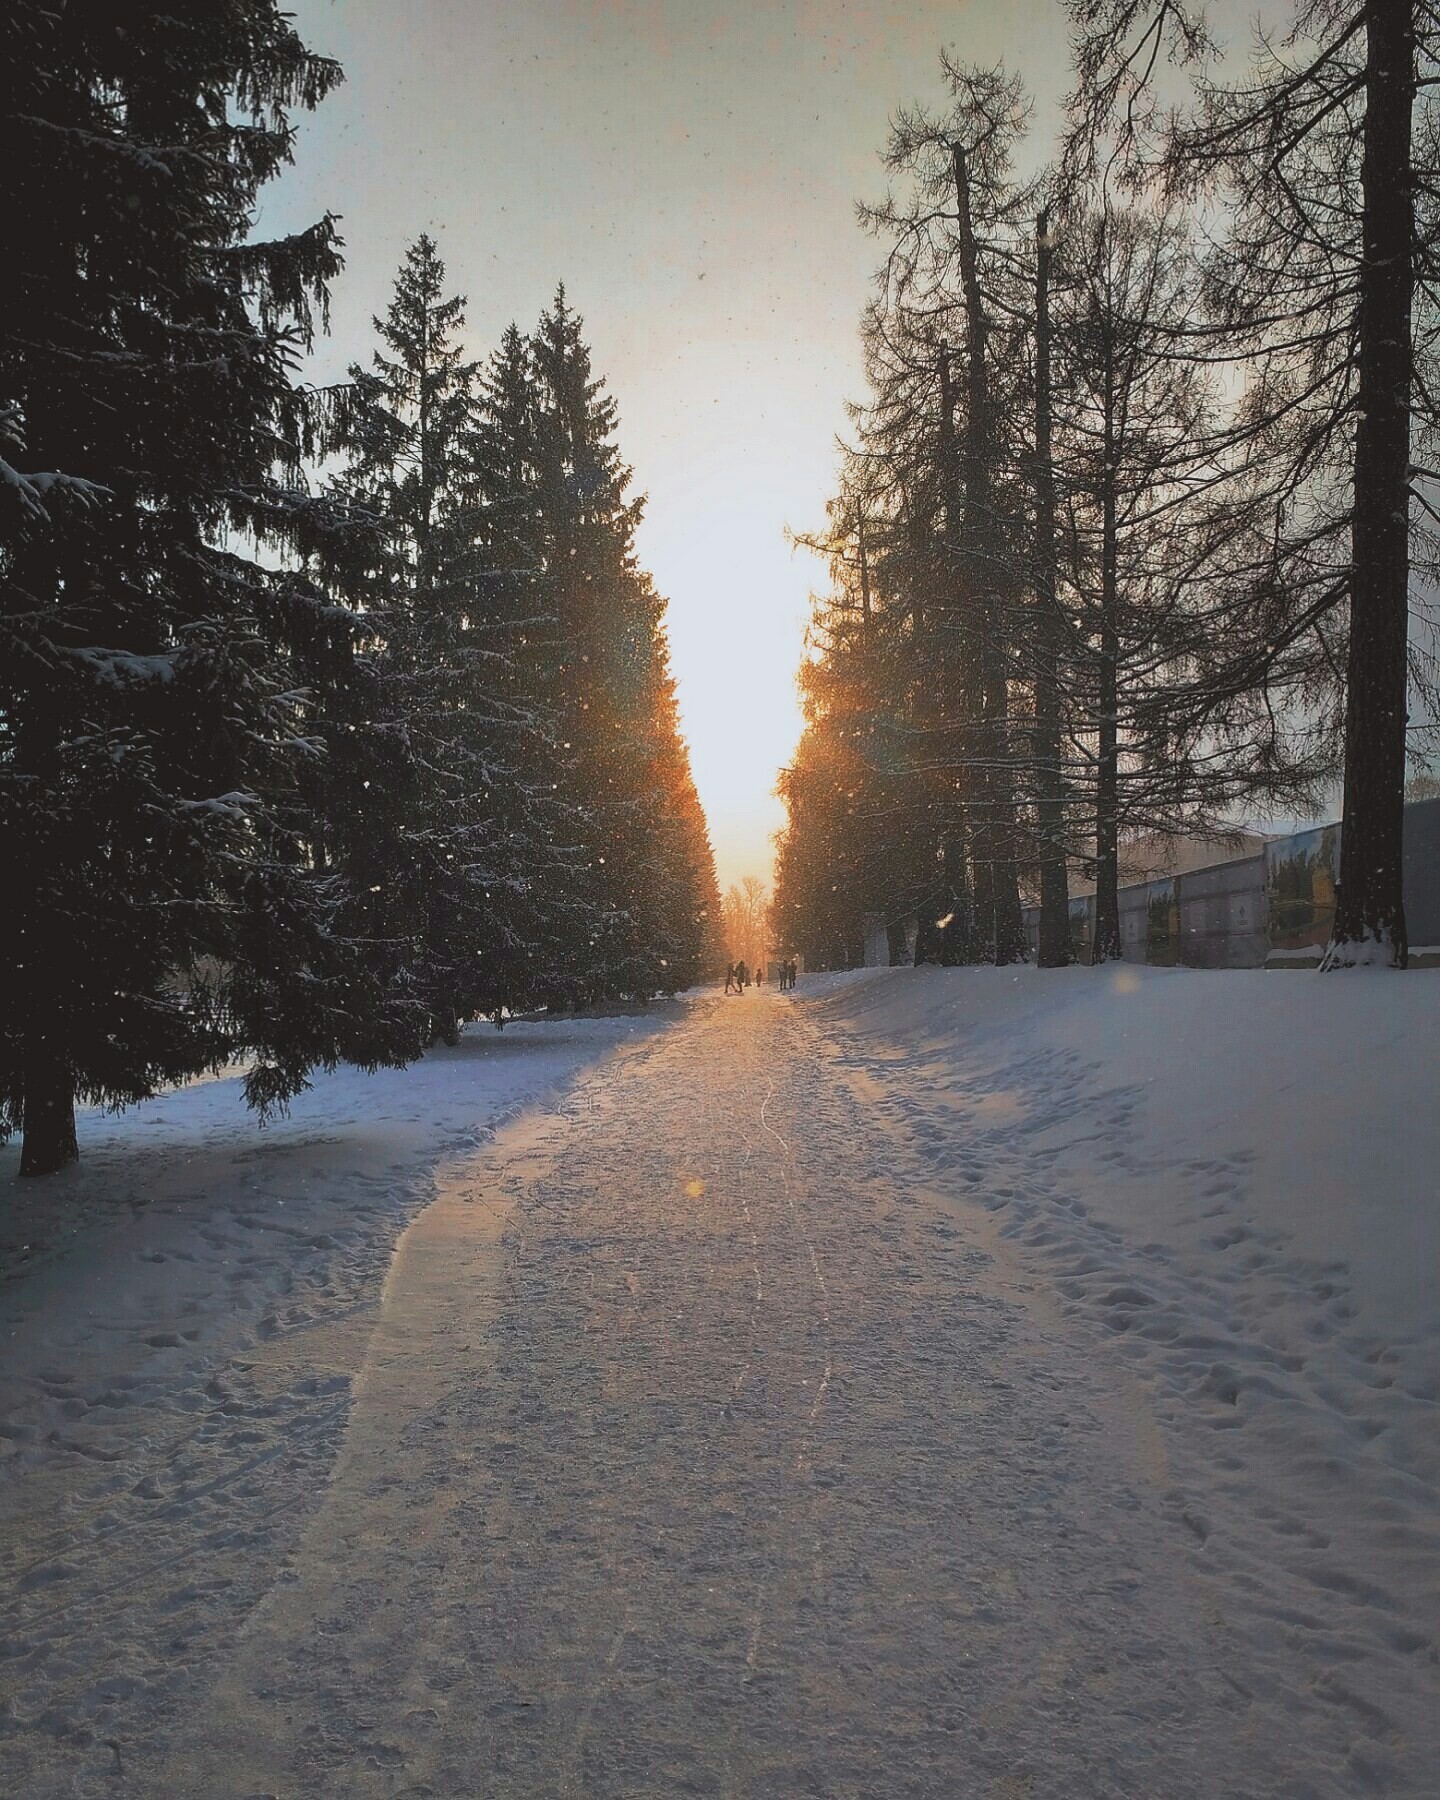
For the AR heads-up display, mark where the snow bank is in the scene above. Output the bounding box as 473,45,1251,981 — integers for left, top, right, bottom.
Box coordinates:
794,964,1440,1786
0,1009,678,1796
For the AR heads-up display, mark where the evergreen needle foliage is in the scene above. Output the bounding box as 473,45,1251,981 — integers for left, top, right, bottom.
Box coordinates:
1,9,718,1176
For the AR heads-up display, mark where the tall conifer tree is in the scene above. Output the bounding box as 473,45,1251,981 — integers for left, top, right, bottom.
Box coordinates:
528,291,717,999
1,1,416,1175
334,238,580,1031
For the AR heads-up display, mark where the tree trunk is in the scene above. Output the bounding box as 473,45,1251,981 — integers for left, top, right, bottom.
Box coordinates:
1092,721,1121,965
1093,626,1122,962
1033,207,1072,967
938,827,977,963
1329,0,1415,966
1093,382,1123,965
933,349,981,961
20,1040,78,1177
856,514,872,634
984,596,1029,964
951,141,1027,962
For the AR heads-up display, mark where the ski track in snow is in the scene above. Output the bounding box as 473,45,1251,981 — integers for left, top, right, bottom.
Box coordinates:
2,971,1436,1797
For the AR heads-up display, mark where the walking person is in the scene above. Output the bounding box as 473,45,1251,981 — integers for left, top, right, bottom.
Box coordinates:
724,962,737,995
736,959,749,992
755,962,764,988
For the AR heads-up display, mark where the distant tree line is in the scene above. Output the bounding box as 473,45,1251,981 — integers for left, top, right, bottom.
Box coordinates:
774,3,1440,975
719,877,770,976
0,1,719,1175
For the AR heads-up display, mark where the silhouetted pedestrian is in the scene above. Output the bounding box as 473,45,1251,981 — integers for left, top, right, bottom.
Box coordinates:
736,959,749,991
724,962,737,994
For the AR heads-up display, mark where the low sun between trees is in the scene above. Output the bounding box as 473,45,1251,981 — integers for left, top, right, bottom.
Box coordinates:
4,1,1437,1176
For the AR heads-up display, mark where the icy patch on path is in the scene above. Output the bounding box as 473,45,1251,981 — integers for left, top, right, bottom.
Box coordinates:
795,964,1440,1795
0,1008,680,1799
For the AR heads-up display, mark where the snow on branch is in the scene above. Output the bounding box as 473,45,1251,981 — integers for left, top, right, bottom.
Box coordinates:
0,457,111,525
0,402,110,527
175,791,262,822
58,648,178,686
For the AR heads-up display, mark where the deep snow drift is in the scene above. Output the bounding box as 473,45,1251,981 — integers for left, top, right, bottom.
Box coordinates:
0,1010,676,1797
795,962,1440,1788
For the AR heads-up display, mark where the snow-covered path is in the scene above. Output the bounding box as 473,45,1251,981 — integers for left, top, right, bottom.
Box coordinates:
0,1012,674,1798
157,991,1309,1798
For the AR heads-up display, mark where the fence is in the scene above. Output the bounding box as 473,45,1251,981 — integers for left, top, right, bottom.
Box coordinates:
1022,797,1440,968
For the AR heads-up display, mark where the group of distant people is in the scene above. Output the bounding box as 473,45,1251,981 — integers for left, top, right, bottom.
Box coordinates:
723,958,798,994
723,960,753,994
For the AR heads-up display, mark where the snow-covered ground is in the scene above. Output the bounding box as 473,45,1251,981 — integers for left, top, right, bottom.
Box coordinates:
795,963,1440,1787
4,967,1437,1796
0,1009,679,1796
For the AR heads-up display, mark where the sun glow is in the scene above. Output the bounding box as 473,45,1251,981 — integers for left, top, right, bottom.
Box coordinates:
639,459,813,892
266,0,1070,889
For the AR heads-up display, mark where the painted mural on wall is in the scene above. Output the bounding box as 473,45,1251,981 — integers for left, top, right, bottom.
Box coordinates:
1264,824,1341,953
1019,801,1439,968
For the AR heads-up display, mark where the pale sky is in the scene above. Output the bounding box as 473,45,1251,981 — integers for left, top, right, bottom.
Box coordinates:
268,0,1071,888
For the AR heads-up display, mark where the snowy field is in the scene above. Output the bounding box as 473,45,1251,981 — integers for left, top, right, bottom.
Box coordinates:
0,1009,679,1795
795,963,1440,1788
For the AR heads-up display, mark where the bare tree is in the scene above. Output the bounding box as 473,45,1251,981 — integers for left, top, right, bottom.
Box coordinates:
1031,198,1074,965
1067,0,1440,966
856,60,1040,963
720,877,770,975
1051,199,1237,959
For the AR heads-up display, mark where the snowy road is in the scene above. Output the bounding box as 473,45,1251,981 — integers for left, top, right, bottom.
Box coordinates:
156,991,1305,1798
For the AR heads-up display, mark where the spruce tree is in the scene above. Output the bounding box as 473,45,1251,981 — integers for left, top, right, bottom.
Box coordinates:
462,321,600,1010
334,238,579,1032
1,1,417,1176
528,290,717,1001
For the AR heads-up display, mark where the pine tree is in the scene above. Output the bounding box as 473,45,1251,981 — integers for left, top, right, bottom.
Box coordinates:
1,1,417,1176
